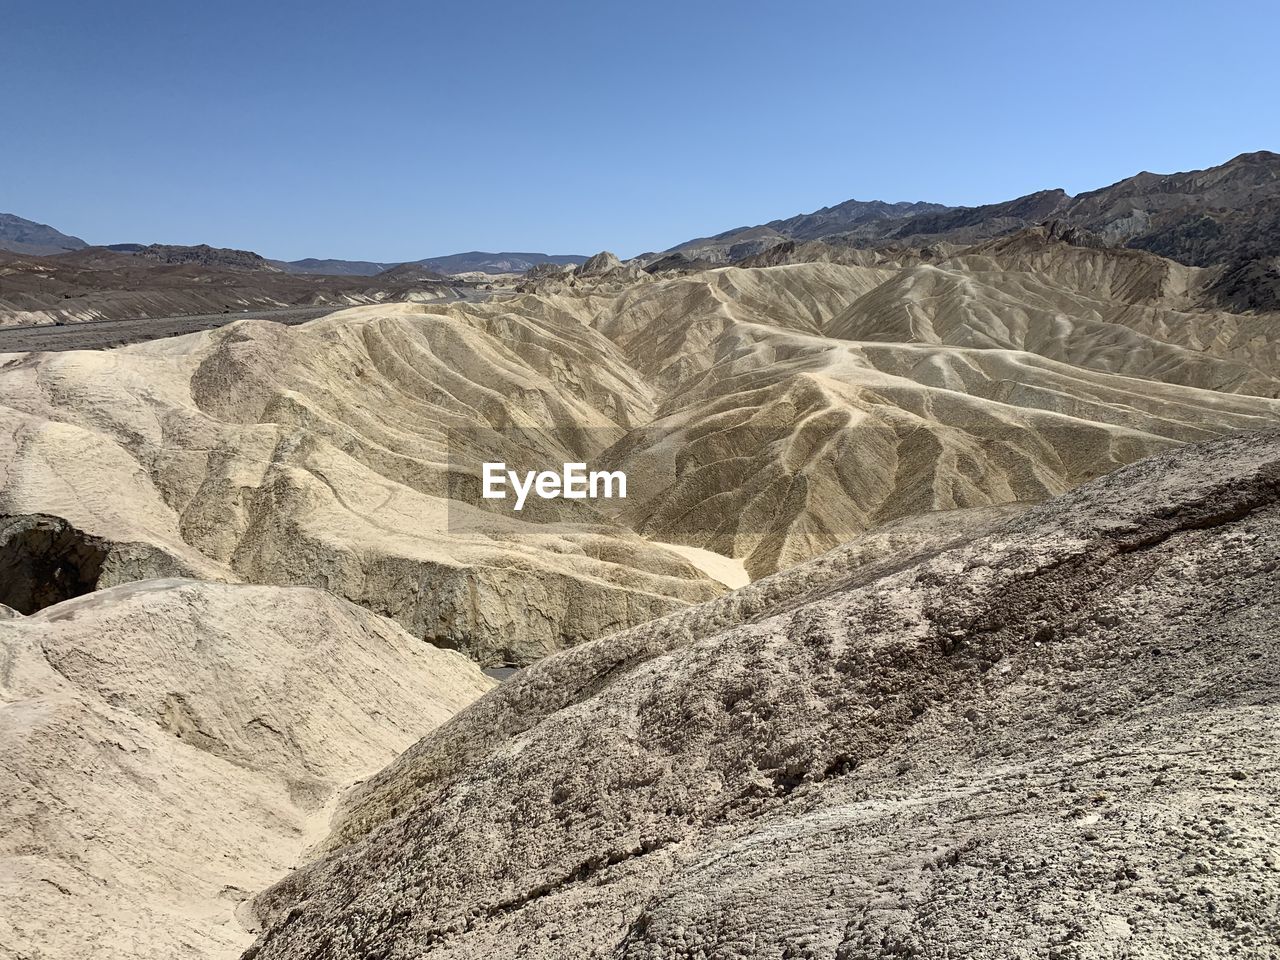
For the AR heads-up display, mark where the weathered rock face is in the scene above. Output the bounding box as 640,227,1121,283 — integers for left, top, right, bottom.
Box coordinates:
243,431,1280,959
0,579,492,960
520,249,650,292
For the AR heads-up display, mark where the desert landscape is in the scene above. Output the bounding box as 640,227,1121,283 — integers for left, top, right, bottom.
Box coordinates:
2,4,1278,955
3,148,1279,958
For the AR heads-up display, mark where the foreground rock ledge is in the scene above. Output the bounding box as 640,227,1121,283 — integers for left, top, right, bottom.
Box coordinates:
0,580,492,959
241,431,1280,959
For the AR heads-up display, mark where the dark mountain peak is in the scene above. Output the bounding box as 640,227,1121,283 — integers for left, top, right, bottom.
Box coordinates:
0,213,88,256
787,198,941,219
999,188,1072,215
1076,150,1279,203
1225,149,1280,166
375,263,447,282
872,188,1073,243
769,198,952,242
658,198,952,263
1061,150,1280,267
1026,186,1069,199
657,149,1279,284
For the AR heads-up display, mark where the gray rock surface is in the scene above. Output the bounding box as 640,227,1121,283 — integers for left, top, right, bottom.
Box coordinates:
578,250,625,276
243,431,1280,959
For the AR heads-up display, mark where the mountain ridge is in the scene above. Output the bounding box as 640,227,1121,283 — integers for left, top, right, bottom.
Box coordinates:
650,151,1280,280
0,213,588,279
7,149,1277,281
278,251,589,277
0,212,88,256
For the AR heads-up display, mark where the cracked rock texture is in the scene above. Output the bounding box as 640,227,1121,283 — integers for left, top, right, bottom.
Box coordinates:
244,431,1280,959
0,580,492,959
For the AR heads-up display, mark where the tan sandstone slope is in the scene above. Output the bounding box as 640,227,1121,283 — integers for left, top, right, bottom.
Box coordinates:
241,430,1280,960
0,305,725,666
0,233,1277,662
0,580,492,960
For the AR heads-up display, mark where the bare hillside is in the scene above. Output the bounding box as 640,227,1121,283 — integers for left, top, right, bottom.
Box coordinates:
2,234,1276,659
241,431,1280,960
0,580,491,959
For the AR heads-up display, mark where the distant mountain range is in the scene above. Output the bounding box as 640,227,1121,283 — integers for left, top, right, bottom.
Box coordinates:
4,150,1277,292
650,151,1280,285
277,252,589,277
0,213,88,255
650,200,952,266
274,257,399,276
0,216,588,278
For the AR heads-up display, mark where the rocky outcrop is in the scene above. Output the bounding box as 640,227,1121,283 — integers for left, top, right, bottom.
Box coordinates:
243,430,1280,959
134,243,279,271
0,579,492,960
578,250,624,276
517,252,649,291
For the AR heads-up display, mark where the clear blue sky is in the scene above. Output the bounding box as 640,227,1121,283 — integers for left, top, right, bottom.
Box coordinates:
4,0,1275,261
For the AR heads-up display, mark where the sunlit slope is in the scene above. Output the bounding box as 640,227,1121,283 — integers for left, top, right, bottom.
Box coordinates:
0,580,491,960
827,230,1280,396
602,319,1278,575
0,305,722,665
243,431,1280,960
1,233,1277,656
